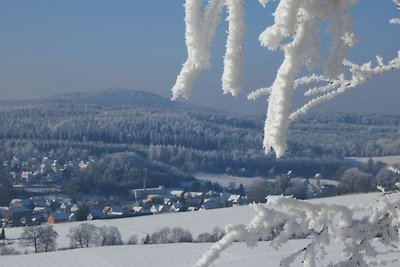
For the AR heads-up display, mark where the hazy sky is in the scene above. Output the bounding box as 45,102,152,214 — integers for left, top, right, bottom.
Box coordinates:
0,1,399,115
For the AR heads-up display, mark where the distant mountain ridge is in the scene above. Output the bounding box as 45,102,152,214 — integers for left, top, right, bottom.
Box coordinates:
0,88,400,158
39,88,186,109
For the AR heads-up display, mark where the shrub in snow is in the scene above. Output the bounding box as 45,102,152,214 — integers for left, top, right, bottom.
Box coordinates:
0,246,20,256
127,234,138,245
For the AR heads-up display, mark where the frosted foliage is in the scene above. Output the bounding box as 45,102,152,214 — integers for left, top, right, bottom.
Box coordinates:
173,0,400,158
251,0,399,157
222,0,245,96
172,0,245,99
194,194,400,267
258,0,359,158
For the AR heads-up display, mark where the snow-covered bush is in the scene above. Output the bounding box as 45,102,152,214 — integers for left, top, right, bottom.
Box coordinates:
0,246,20,256
127,234,138,245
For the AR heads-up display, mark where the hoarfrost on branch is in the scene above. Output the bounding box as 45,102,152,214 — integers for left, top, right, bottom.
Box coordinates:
172,0,400,158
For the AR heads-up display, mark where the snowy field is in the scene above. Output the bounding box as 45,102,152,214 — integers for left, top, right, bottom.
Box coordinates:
194,172,264,188
4,204,257,251
4,192,400,266
0,241,328,267
346,156,400,165
2,237,400,267
0,241,314,267
194,172,339,189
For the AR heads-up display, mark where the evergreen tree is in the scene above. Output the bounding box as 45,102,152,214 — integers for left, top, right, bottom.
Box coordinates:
0,227,5,240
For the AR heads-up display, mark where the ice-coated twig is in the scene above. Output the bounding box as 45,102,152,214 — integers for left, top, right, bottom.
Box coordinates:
247,86,272,100
257,0,359,157
172,0,225,100
172,0,246,100
222,0,246,96
289,52,400,121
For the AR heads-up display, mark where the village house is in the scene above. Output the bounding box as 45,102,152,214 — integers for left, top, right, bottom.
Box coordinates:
33,206,52,221
227,194,249,207
131,186,166,200
183,192,204,207
150,204,168,214
48,211,75,224
87,208,104,221
170,202,184,212
0,207,10,220
9,198,34,209
9,206,33,226
103,205,126,217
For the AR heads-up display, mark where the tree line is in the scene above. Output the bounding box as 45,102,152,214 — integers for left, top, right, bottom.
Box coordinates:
0,222,227,255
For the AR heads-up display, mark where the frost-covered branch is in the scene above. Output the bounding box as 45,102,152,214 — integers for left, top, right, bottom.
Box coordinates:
172,0,225,100
256,0,358,157
194,194,400,267
289,52,400,121
222,0,245,96
172,0,245,100
173,0,399,158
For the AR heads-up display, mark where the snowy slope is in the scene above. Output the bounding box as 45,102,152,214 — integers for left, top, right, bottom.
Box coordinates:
3,192,399,267
0,242,307,267
5,205,257,250
194,172,264,187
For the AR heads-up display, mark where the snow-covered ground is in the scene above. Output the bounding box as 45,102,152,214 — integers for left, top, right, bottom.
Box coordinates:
3,191,400,266
346,156,400,165
194,172,264,188
194,172,340,189
4,204,257,251
0,241,307,267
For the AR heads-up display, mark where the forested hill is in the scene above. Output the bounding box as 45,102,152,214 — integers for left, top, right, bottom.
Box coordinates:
38,88,188,109
0,88,399,189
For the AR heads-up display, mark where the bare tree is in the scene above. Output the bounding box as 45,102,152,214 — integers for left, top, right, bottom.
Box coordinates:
247,179,275,203
150,227,171,244
20,226,41,253
38,225,58,252
98,226,123,246
149,227,193,244
68,223,99,248
170,227,193,243
20,225,58,253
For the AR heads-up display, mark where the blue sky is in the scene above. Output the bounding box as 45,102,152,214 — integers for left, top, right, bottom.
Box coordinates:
0,1,399,115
